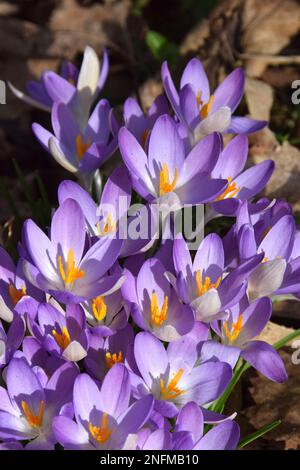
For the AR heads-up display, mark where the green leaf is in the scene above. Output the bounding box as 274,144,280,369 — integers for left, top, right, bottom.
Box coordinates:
238,420,281,449
145,30,178,64
273,327,300,351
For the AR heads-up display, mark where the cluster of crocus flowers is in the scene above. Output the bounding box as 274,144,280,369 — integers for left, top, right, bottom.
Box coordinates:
0,47,298,451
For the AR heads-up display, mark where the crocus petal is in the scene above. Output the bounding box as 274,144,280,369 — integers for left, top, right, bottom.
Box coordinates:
51,199,86,265
180,57,210,104
201,341,240,369
180,132,222,186
118,395,154,440
134,332,168,389
234,160,274,201
58,180,98,232
211,68,245,113
175,401,204,442
212,134,248,180
248,258,287,299
176,174,227,205
161,61,182,121
118,127,155,197
8,81,51,112
0,411,34,441
101,363,131,418
140,428,171,450
226,116,267,134
32,123,54,152
194,420,240,450
237,297,272,346
148,114,185,182
242,341,287,383
193,233,224,275
43,71,75,104
48,137,78,173
73,373,102,427
258,215,295,261
53,415,90,449
194,107,231,141
23,219,58,283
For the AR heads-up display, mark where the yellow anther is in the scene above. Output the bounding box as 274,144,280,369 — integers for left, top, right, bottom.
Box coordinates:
9,284,26,305
150,292,168,327
92,296,107,322
195,270,221,297
88,413,112,444
76,134,91,161
58,249,85,286
160,368,185,401
105,351,123,369
200,95,214,119
223,314,243,343
21,400,44,428
159,163,178,196
68,78,75,86
52,326,71,351
215,177,240,201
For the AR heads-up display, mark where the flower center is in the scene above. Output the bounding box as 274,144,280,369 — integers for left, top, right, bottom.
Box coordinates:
92,296,107,322
195,270,221,297
76,134,91,161
21,400,44,428
196,91,214,119
9,283,26,305
57,249,85,286
105,351,123,369
150,292,168,327
160,368,185,401
223,314,243,343
96,213,116,237
52,326,71,351
159,163,178,196
215,177,240,201
88,413,112,444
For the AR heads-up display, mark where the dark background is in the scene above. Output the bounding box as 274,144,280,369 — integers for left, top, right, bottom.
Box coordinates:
0,0,300,449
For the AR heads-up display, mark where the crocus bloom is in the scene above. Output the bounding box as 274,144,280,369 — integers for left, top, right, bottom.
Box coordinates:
119,115,227,211
85,324,134,381
0,247,44,323
53,363,154,450
232,202,298,299
173,402,240,450
33,99,118,175
81,265,128,335
58,165,131,242
210,135,274,216
122,258,194,342
0,358,78,449
9,46,109,120
123,95,169,147
162,57,266,146
0,316,25,368
172,235,263,322
29,303,89,362
202,296,287,383
130,332,232,418
22,198,123,304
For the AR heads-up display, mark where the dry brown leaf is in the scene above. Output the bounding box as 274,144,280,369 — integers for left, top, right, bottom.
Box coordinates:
245,77,274,121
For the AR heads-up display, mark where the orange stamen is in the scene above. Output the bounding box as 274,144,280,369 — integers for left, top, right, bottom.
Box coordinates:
195,270,221,297
88,413,112,444
223,314,243,343
160,368,185,401
215,177,240,201
150,292,168,326
21,400,44,428
92,296,107,322
76,134,91,161
9,284,26,305
52,326,71,350
105,351,123,369
57,249,85,286
159,163,178,196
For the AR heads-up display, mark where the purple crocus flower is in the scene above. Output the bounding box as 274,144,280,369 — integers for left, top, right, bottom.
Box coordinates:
52,363,154,450
202,296,287,383
122,258,194,342
231,202,298,299
85,324,134,381
0,358,78,449
123,95,169,147
119,115,227,211
33,98,118,176
22,198,123,304
173,402,240,450
0,316,25,368
129,332,232,418
0,247,44,323
58,165,131,242
9,46,109,117
29,302,89,362
162,58,266,146
172,235,263,322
